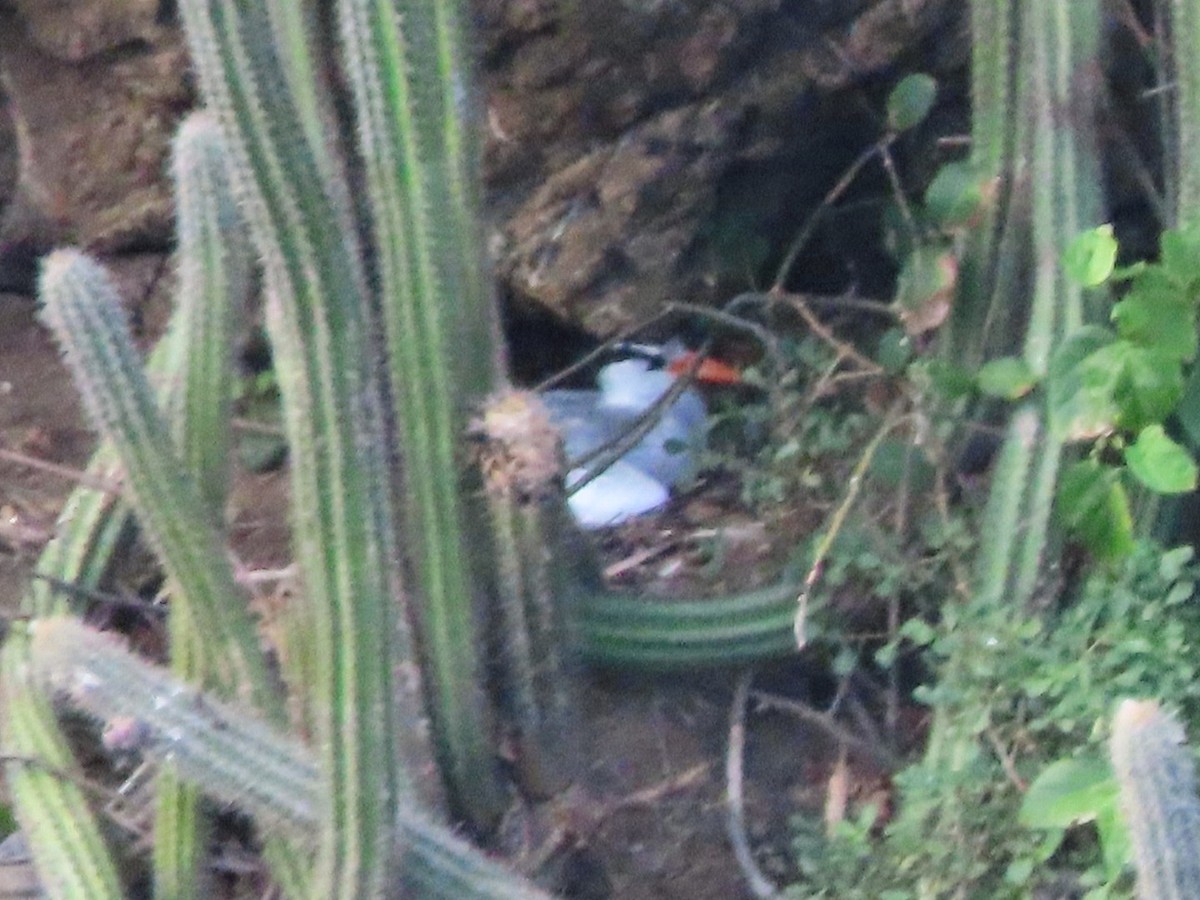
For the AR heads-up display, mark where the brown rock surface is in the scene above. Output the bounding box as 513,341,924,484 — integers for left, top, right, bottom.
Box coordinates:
0,1,189,259
0,0,966,331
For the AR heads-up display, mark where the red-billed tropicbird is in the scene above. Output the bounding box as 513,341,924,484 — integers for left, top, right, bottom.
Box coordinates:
542,345,738,529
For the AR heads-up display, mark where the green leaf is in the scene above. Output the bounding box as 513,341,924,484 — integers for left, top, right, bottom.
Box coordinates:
1110,344,1183,432
1050,330,1182,438
1111,267,1196,362
894,243,958,336
1063,225,1118,287
887,73,937,132
923,161,995,232
1124,425,1199,494
1019,756,1117,828
875,328,913,373
917,358,975,399
1159,222,1200,289
1047,327,1120,440
977,356,1037,399
1094,795,1133,881
1180,364,1200,449
1056,460,1135,563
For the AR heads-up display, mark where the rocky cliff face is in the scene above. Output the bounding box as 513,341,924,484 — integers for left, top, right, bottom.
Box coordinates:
0,0,966,332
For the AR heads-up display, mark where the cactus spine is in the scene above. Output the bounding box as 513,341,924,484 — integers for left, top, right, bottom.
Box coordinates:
27,616,554,900
1110,699,1200,899
178,1,428,890
38,251,281,718
336,0,508,823
29,618,323,836
155,111,254,900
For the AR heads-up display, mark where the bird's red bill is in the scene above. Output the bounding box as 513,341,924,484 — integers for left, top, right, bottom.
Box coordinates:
666,352,742,385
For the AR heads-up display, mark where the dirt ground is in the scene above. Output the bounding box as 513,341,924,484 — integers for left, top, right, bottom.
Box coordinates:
0,285,891,898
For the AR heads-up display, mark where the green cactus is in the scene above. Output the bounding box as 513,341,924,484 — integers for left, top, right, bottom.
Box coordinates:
163,111,251,516
28,618,323,837
576,580,799,668
334,0,508,825
0,635,124,900
155,110,254,900
1110,699,1200,899
178,1,425,890
27,616,554,900
473,391,582,795
37,248,313,897
4,127,260,895
903,0,1107,848
9,0,878,893
38,250,282,717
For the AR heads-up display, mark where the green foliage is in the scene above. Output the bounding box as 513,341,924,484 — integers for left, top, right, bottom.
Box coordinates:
938,223,1200,561
700,335,873,511
922,161,994,234
977,355,1036,399
1057,460,1136,563
894,243,957,336
1124,426,1198,494
793,543,1200,897
1063,226,1119,288
1021,757,1129,882
886,74,937,133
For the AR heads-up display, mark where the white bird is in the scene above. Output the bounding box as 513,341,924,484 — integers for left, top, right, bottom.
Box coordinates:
542,346,739,529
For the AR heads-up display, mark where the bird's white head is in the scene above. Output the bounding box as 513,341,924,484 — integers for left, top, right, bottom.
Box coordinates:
596,358,675,412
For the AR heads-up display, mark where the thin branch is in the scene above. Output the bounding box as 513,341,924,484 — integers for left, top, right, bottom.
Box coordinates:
777,290,884,376
230,416,286,436
772,140,886,291
31,573,166,619
0,448,123,495
749,690,900,772
726,670,777,899
795,403,908,647
877,140,916,236
532,309,675,393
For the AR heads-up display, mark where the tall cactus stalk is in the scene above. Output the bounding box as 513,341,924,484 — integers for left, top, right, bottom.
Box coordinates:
911,0,1105,832
336,0,508,823
949,0,1021,368
153,111,254,900
1110,699,1200,899
0,455,130,899
1150,1,1200,539
973,0,1101,612
1167,0,1200,218
0,638,124,900
38,251,281,716
178,1,429,890
3,152,260,896
37,248,313,897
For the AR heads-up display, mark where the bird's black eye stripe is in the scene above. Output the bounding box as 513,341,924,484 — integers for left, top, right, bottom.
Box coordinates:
609,341,670,368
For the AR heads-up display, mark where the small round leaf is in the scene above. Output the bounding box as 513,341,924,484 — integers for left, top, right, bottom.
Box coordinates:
887,74,937,132
1062,225,1118,287
977,356,1037,400
1056,459,1135,562
1124,424,1198,494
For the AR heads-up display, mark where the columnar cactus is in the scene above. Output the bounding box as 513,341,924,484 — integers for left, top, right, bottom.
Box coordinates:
1111,699,1200,899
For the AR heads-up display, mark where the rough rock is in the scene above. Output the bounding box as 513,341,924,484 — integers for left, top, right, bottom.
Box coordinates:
0,0,967,332
0,1,189,262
